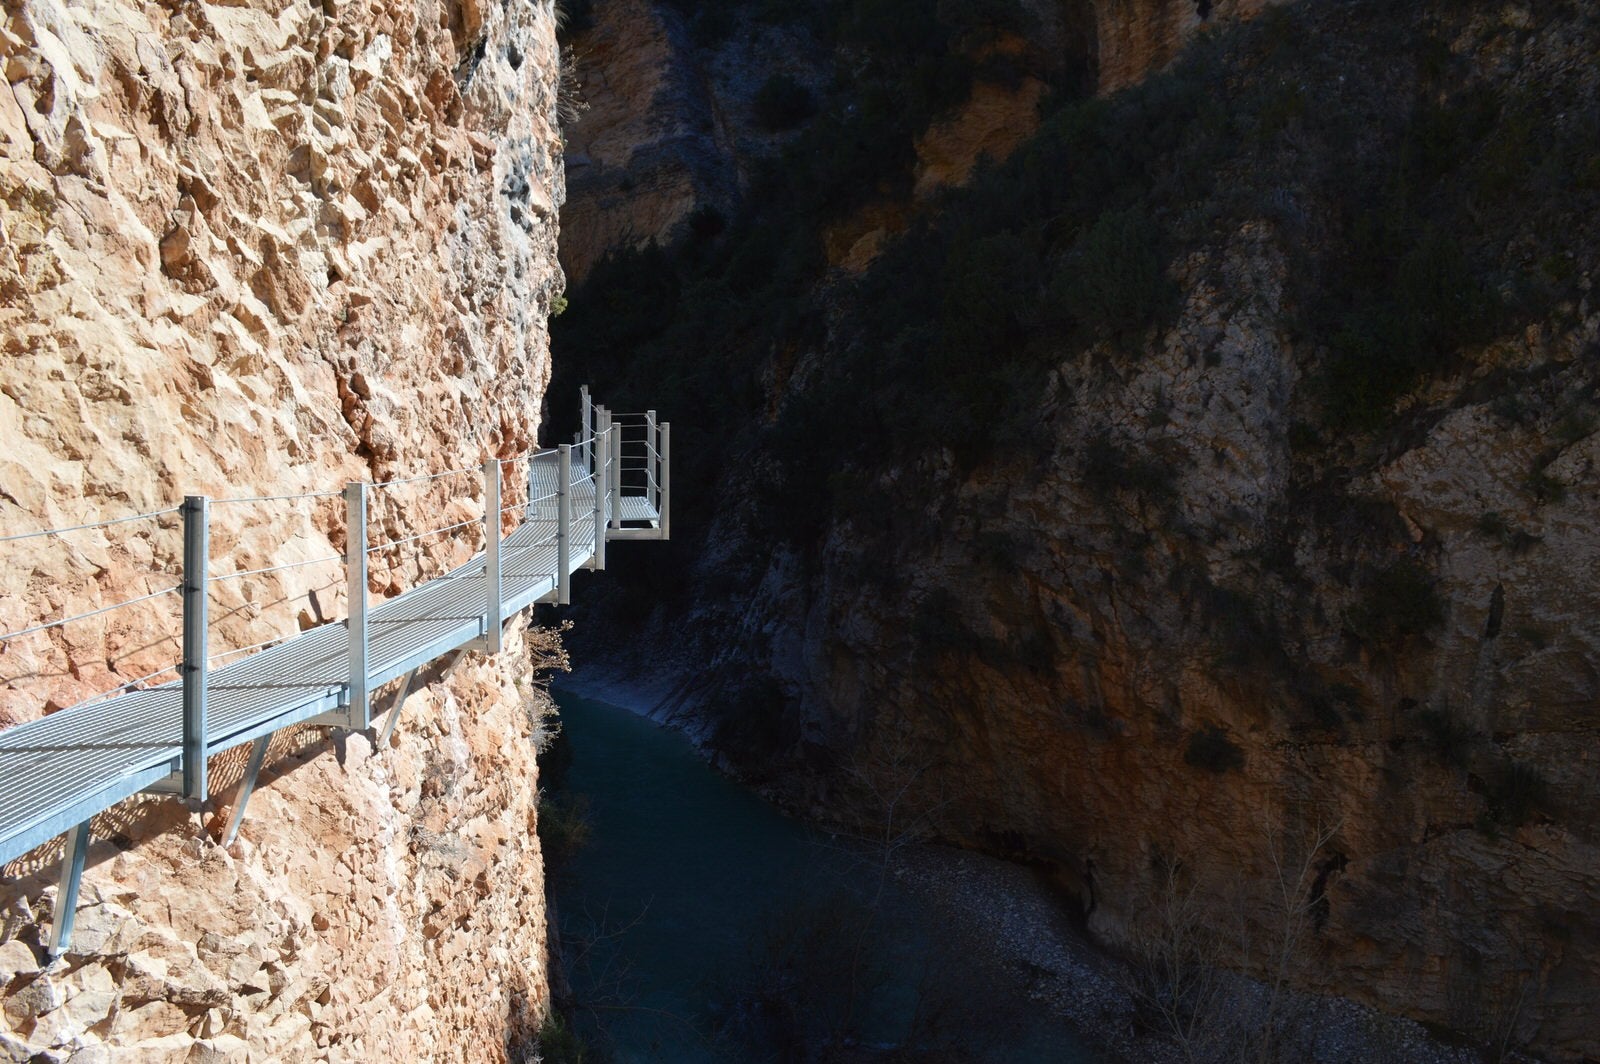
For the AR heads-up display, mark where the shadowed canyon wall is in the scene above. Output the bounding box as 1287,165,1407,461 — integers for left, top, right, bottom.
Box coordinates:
552,0,1599,1059
0,0,567,1054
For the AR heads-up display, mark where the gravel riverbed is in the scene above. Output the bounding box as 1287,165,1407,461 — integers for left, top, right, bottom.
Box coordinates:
893,844,1520,1064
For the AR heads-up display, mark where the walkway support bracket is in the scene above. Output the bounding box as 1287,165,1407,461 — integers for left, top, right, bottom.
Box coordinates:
181,495,209,801
376,668,418,748
220,734,270,848
484,457,503,654
557,445,572,605
345,481,370,728
47,820,90,959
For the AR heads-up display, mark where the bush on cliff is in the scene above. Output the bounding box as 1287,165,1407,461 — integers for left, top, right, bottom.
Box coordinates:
1184,726,1245,774
1346,560,1445,644
752,74,816,131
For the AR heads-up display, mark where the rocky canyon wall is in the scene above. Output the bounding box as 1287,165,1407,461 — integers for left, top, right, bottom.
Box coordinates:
552,0,1600,1059
1093,0,1283,92
555,0,1278,281
0,0,567,1054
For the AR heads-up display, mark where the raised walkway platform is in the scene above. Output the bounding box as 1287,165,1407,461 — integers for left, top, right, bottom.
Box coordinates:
0,392,668,954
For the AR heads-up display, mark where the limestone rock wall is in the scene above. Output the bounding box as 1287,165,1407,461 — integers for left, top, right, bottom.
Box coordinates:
555,0,1278,280
0,0,567,1054
1092,0,1284,92
765,229,1600,1060
557,0,725,285
0,0,566,719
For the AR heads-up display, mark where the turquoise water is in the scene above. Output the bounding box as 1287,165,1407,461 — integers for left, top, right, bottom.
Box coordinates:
546,691,1101,1063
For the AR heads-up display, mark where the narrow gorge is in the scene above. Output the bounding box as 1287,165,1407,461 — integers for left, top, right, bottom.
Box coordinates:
552,0,1599,1060
1,0,1597,1061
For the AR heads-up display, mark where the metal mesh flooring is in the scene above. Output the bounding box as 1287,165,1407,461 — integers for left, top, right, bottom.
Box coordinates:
0,460,654,866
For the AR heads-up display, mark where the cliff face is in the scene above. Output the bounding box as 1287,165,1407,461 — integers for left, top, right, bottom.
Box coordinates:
762,234,1599,1059
552,0,1600,1059
557,0,735,285
1093,0,1283,92
554,0,1268,280
0,0,566,1053
0,0,564,720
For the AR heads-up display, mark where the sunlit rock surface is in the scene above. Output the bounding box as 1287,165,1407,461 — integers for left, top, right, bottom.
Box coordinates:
0,0,565,1053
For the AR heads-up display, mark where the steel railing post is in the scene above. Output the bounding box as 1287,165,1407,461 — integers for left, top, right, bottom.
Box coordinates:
557,445,572,605
661,422,671,540
593,434,607,570
647,409,659,511
484,457,503,653
345,482,369,727
581,385,593,471
181,494,209,800
609,424,622,531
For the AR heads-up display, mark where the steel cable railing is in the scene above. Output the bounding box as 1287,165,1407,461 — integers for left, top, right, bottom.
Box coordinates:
207,633,292,667
366,517,481,554
0,506,180,544
211,554,344,583
215,489,343,504
369,465,480,489
0,584,182,643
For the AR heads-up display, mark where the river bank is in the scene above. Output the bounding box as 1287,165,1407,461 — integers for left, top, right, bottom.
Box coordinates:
891,845,1500,1064
549,676,1536,1064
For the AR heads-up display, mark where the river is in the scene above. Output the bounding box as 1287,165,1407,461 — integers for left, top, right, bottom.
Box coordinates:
544,690,1102,1063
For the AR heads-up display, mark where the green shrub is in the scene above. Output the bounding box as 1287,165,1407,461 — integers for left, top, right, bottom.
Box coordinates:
753,74,816,131
1524,464,1567,504
536,794,592,868
1553,409,1595,444
1479,761,1549,830
1320,226,1497,430
536,1011,590,1064
1184,725,1245,774
1418,708,1473,768
1346,559,1445,642
1049,208,1175,344
939,229,1041,353
1081,433,1177,503
1476,511,1511,542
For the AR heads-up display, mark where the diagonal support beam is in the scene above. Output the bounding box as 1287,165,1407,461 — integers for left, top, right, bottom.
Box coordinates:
220,734,270,848
47,821,91,959
376,668,418,748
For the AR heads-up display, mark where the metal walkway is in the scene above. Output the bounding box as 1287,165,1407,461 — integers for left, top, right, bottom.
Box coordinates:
0,391,668,954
